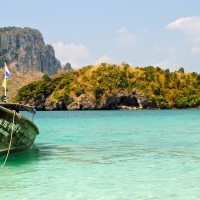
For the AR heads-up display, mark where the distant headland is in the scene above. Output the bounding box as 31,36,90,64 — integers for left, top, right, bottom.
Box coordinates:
14,64,200,111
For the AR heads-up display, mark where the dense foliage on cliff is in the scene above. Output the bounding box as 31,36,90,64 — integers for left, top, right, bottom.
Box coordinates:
14,63,200,108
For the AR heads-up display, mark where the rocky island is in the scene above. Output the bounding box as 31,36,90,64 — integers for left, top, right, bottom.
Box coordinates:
14,64,200,111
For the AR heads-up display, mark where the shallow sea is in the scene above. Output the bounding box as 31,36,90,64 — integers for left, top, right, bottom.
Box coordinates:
0,110,200,199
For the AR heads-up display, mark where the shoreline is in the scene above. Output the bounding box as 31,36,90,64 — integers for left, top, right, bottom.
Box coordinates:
28,107,200,111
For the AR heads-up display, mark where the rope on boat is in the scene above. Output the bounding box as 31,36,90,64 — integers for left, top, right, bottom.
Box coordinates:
1,110,21,167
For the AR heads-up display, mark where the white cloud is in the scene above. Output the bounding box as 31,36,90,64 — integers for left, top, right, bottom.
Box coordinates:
166,16,200,45
115,27,138,45
191,47,200,55
95,55,116,65
167,46,177,54
143,28,149,33
154,44,179,71
154,46,165,52
154,45,177,54
155,55,179,71
53,42,92,68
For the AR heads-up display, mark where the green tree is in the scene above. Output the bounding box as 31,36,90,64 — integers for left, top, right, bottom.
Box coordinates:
178,67,185,74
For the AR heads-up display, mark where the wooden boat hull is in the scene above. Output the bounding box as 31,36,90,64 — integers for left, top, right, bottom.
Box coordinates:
0,105,39,156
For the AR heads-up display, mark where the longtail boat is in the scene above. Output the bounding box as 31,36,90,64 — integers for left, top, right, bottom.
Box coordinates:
0,103,39,156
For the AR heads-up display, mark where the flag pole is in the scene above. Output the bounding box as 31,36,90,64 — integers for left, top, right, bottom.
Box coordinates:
4,62,6,103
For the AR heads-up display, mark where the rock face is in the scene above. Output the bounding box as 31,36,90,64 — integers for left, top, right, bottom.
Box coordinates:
24,90,150,111
63,63,73,71
0,27,61,75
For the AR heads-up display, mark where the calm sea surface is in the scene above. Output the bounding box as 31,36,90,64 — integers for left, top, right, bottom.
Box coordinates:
0,110,200,199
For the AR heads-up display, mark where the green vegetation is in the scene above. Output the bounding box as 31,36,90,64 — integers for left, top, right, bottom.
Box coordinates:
14,64,200,109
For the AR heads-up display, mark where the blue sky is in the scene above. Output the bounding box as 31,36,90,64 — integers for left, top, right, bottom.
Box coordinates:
1,0,200,72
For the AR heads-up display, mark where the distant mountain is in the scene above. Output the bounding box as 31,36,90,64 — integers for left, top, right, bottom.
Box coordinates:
0,26,61,76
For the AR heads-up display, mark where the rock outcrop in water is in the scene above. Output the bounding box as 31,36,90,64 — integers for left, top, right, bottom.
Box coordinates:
23,90,150,111
0,26,61,76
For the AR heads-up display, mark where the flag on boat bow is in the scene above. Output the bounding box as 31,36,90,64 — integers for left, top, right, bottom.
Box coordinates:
2,63,10,89
2,78,7,88
5,63,10,79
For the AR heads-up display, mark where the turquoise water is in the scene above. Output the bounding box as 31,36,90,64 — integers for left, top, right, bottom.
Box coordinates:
1,110,200,199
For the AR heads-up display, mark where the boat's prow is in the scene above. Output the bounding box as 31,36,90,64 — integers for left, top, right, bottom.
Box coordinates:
0,103,39,156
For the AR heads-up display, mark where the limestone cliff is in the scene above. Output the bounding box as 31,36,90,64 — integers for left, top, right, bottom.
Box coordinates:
23,90,150,111
0,26,61,76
